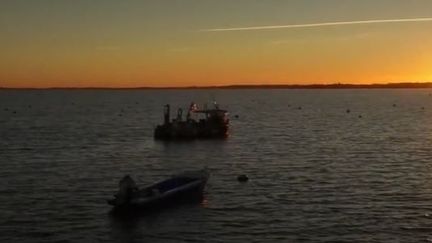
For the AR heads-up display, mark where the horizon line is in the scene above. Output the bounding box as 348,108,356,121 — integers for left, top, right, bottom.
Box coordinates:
2,82,432,90
201,17,432,32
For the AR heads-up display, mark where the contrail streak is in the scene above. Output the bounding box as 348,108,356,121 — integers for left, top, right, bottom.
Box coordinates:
201,17,432,32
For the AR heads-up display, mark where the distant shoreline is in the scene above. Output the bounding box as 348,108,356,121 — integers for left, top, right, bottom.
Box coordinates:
2,82,432,90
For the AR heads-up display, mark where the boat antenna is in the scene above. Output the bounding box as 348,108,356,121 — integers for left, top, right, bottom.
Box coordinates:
213,100,219,109
209,93,217,108
164,104,170,125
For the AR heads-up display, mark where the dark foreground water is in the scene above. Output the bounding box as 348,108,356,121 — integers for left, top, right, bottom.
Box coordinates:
1,89,432,242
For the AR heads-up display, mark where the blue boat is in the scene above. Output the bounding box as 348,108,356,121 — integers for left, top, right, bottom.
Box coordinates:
107,169,210,210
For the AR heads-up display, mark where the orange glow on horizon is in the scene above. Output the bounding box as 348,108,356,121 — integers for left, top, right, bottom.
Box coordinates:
2,2,432,88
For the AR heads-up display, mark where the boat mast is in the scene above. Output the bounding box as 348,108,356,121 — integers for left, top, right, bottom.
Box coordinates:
164,104,170,125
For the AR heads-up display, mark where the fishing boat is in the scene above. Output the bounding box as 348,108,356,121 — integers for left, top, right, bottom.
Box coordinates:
154,102,229,140
107,169,210,210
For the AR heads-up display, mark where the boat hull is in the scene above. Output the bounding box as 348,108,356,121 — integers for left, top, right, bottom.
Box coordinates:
154,122,228,140
108,170,209,211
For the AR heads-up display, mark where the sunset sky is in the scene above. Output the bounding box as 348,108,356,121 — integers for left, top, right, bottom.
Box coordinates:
1,0,432,88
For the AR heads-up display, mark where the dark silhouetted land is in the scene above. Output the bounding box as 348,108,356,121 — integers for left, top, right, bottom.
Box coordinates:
2,82,432,90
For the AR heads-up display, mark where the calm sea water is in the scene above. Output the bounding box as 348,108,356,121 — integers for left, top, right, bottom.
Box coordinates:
1,89,432,242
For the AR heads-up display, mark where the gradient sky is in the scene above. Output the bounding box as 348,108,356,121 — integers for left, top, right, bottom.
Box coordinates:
1,0,432,88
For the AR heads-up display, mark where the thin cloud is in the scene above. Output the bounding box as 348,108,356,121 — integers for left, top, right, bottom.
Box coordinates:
269,32,371,45
201,17,432,32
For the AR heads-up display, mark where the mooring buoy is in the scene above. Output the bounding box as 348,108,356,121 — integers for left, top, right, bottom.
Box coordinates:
237,175,249,182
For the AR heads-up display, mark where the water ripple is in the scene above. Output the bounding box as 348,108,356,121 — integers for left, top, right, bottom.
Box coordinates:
1,89,432,242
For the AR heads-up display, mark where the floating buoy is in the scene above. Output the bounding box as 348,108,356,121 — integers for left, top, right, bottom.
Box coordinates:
297,106,302,110
358,115,362,118
234,115,239,118
346,109,351,113
392,104,397,107
237,175,249,182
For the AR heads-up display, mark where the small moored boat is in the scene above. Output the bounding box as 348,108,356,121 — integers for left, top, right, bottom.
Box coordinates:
107,169,210,210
